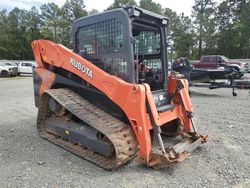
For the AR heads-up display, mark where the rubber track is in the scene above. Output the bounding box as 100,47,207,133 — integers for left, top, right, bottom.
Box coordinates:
37,88,139,170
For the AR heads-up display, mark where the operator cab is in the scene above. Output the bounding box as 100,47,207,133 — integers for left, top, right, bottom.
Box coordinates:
73,7,170,110
73,6,169,92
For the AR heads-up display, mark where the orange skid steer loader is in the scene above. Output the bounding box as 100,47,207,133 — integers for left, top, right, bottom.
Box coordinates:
32,6,207,170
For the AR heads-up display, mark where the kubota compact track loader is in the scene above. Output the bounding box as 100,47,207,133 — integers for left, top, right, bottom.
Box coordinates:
32,6,207,169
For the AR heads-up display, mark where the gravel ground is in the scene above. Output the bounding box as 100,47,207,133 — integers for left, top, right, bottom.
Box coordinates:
0,75,249,188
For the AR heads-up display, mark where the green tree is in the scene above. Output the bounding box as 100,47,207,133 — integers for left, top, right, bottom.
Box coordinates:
192,0,216,58
88,9,99,15
59,4,72,47
238,1,250,58
6,8,30,59
215,0,250,58
0,9,9,59
24,7,42,58
164,9,194,59
174,14,194,58
40,3,61,41
139,0,162,14
63,0,87,21
25,7,41,40
215,0,235,57
107,0,137,10
60,0,88,47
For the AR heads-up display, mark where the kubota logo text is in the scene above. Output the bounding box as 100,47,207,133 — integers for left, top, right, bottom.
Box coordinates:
70,58,93,78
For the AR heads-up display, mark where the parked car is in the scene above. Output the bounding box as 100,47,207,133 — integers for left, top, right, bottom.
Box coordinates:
0,62,19,77
192,55,248,77
246,62,250,73
18,61,36,75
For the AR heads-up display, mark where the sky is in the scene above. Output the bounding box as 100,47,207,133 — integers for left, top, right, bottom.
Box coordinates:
0,0,196,16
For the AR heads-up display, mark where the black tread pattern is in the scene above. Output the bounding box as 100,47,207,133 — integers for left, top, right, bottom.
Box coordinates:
37,88,139,170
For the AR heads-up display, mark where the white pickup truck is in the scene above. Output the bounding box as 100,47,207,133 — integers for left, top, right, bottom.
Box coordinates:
0,62,19,77
18,61,37,75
